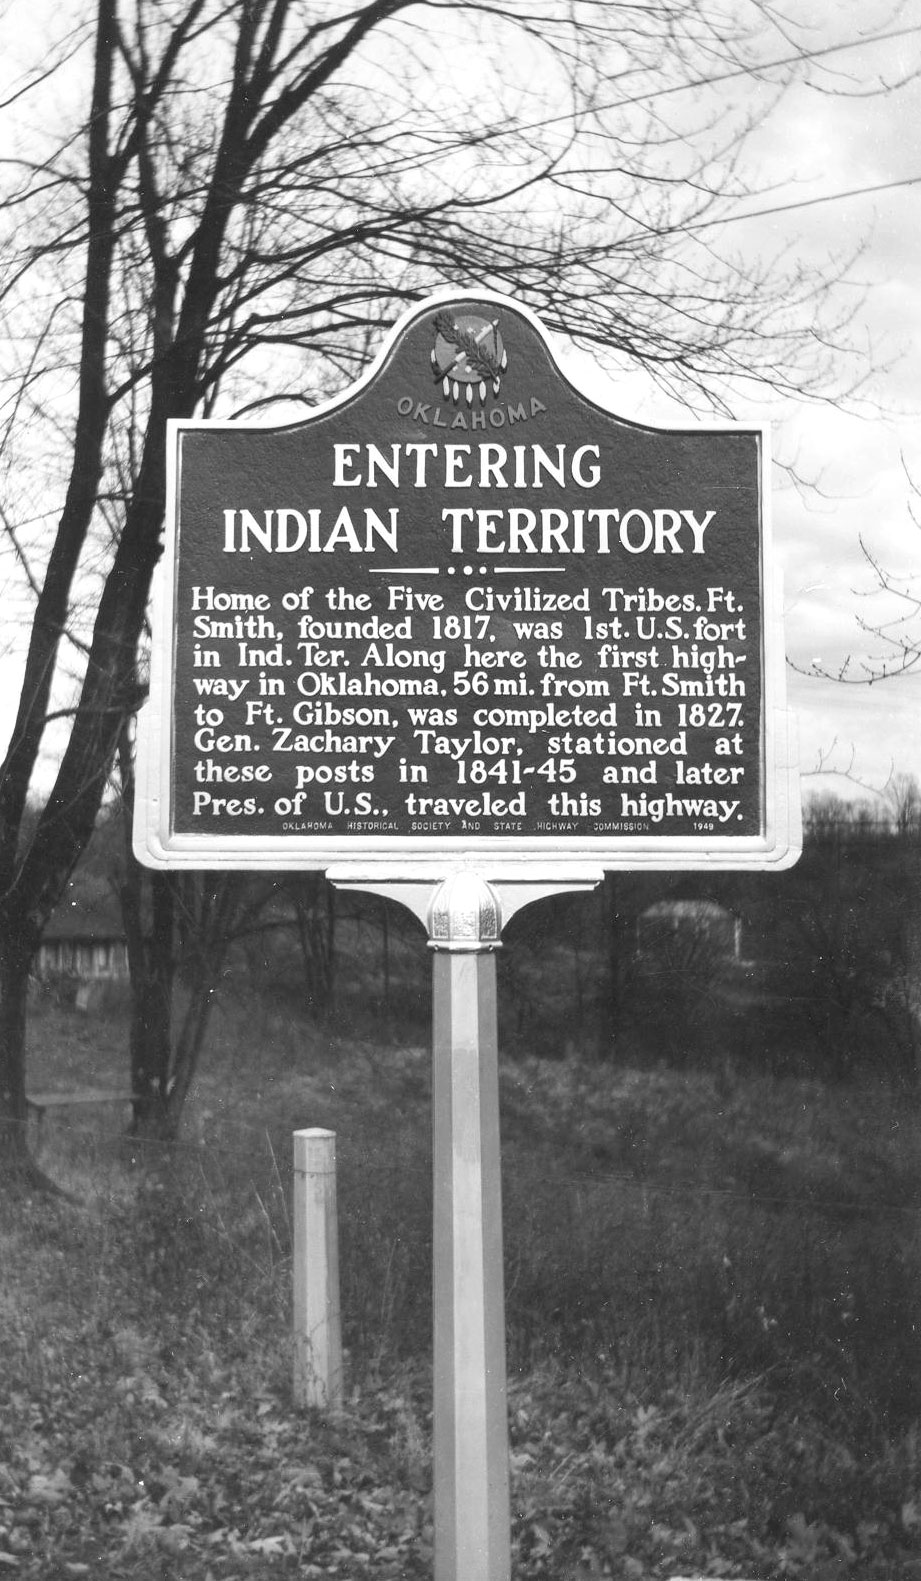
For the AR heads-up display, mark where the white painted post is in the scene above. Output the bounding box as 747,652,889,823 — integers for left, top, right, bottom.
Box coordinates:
292,1127,343,1411
429,874,510,1581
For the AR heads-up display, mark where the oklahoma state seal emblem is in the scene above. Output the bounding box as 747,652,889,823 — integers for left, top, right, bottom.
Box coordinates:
431,312,508,406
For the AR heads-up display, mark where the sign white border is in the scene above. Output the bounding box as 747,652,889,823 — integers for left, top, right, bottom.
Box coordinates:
134,290,800,878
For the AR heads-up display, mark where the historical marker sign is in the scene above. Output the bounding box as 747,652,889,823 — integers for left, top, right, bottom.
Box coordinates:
134,292,799,876
133,290,800,1581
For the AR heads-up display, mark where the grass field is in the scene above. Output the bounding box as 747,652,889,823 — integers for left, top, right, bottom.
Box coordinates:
3,993,921,1577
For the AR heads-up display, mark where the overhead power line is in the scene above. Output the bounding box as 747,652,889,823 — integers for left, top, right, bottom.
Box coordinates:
506,22,921,142
595,21,921,119
610,171,921,255
686,172,921,232
485,22,921,234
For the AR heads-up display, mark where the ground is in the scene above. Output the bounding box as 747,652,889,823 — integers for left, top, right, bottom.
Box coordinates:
2,996,921,1577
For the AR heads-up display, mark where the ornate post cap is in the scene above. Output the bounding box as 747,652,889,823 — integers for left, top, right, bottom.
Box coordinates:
428,872,502,951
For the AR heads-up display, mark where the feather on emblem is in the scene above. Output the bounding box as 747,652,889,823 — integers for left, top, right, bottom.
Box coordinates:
431,312,508,405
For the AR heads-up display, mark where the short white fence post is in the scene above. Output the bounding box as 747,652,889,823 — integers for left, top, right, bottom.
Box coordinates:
293,1127,343,1411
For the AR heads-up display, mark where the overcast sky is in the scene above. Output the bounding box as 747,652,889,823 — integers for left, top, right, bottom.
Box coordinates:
754,13,921,803
572,4,921,805
1,1,920,812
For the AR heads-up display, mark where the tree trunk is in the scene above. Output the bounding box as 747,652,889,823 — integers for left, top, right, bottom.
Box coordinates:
326,884,337,1014
603,874,628,1058
120,858,223,1141
0,927,64,1191
292,875,336,1019
118,723,174,1137
125,872,176,1137
0,935,31,1169
117,813,242,1140
163,974,218,1127
381,896,390,1020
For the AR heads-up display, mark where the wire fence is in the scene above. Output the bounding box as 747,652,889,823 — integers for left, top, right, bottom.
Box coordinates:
4,1105,919,1221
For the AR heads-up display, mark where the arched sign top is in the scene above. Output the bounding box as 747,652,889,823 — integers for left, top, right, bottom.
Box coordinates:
134,291,800,879
229,290,753,440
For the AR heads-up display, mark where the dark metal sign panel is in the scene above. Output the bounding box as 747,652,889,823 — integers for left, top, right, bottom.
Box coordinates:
135,293,799,876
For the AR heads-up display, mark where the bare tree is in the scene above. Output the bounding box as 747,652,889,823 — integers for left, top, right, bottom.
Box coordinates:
802,789,885,840
82,754,335,1139
0,0,904,1174
818,463,921,695
886,772,921,839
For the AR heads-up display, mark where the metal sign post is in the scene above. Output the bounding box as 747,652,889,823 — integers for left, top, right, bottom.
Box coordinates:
134,290,800,1578
430,874,508,1581
333,871,598,1581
